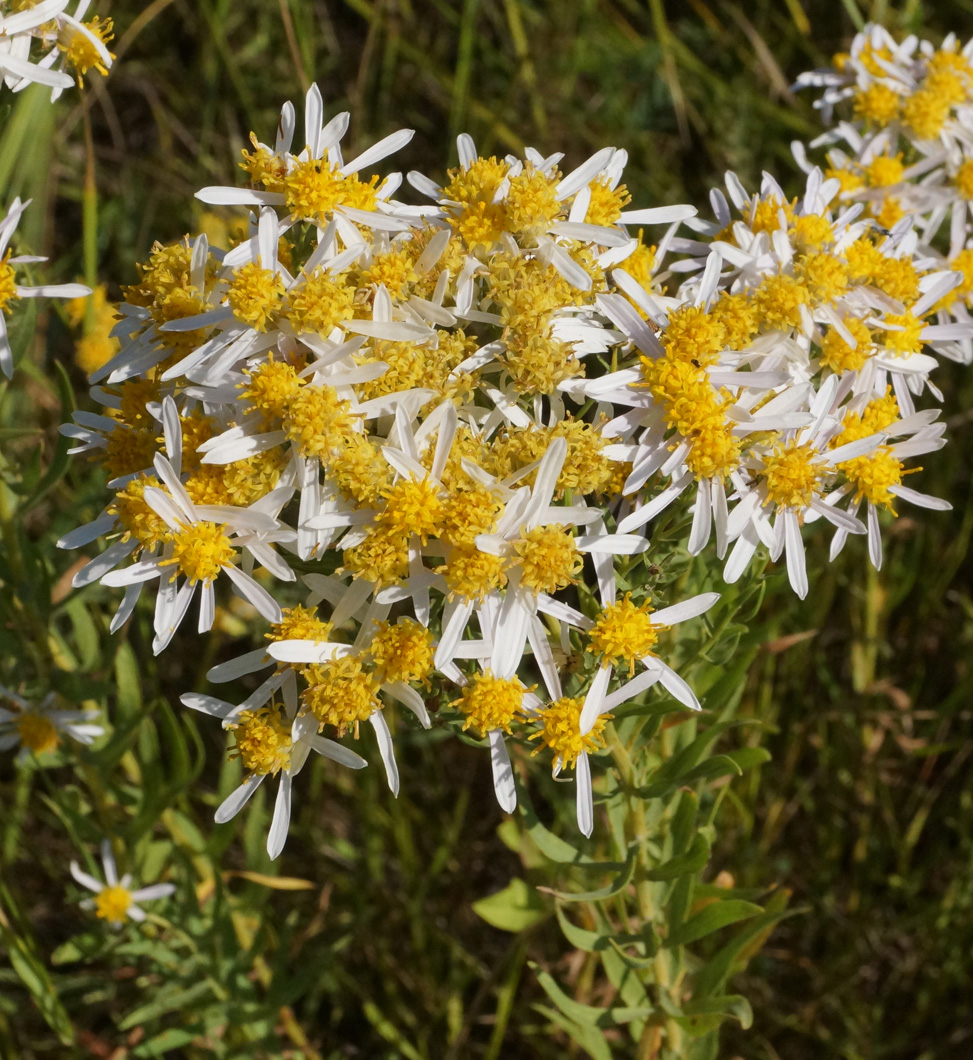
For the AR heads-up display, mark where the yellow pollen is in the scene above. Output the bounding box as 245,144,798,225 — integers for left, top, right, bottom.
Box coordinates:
283,159,379,223
504,166,563,236
241,359,305,427
663,305,727,366
368,619,435,686
820,317,873,374
791,211,835,249
59,16,114,82
708,292,758,349
872,195,905,230
954,159,973,201
870,257,920,303
453,672,528,737
95,885,133,924
438,544,507,601
529,696,611,770
882,311,924,356
753,273,811,331
342,526,410,586
443,156,510,206
902,89,951,140
270,605,333,645
512,525,582,595
685,415,742,480
109,476,168,549
583,177,631,228
227,263,286,332
0,254,19,315
865,153,905,188
240,134,288,192
283,383,357,461
16,712,60,754
161,523,235,585
377,478,443,544
587,594,662,670
360,248,419,301
853,83,901,126
839,447,904,510
796,252,849,303
229,704,293,776
441,486,503,546
301,656,380,736
761,442,828,509
284,268,356,335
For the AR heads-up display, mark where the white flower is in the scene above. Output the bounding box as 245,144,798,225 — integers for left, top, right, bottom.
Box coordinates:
70,840,175,926
0,685,103,758
0,197,89,377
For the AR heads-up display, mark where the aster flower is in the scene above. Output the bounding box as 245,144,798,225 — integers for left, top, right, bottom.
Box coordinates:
70,840,175,926
0,685,103,759
0,197,89,377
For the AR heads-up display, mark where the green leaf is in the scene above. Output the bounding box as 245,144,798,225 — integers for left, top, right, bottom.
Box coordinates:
645,832,711,881
518,787,608,866
551,845,637,902
472,878,549,932
20,360,74,514
667,899,764,948
132,1028,198,1057
534,1005,612,1060
0,894,74,1046
119,979,215,1031
676,994,753,1035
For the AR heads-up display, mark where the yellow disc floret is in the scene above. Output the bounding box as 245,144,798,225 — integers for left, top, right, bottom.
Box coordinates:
513,525,583,595
529,696,611,770
162,523,235,585
301,656,380,736
586,594,662,670
453,672,527,737
438,544,507,601
95,884,133,924
229,704,293,776
761,441,828,510
16,712,60,754
227,263,286,332
368,618,435,686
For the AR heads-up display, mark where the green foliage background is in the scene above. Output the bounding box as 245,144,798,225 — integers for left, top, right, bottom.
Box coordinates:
1,0,972,1057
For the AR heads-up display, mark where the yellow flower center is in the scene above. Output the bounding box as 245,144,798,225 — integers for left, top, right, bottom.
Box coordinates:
761,442,828,509
283,159,379,223
840,448,904,510
882,311,924,356
342,526,410,586
529,696,611,770
95,884,132,923
229,704,293,776
162,523,235,585
438,544,507,601
685,415,742,481
0,254,20,315
270,605,333,645
441,486,503,546
301,656,380,736
503,167,562,237
865,153,905,188
902,89,951,140
16,712,60,754
513,525,583,595
283,383,357,462
284,268,356,335
753,274,811,331
241,359,305,427
584,177,631,228
59,16,114,82
587,595,662,670
454,672,527,737
359,248,419,300
663,305,727,367
227,263,286,332
853,83,900,126
796,252,849,304
109,476,169,549
954,159,973,201
368,619,435,686
791,212,834,250
101,424,159,480
870,257,920,303
820,317,873,374
377,478,443,544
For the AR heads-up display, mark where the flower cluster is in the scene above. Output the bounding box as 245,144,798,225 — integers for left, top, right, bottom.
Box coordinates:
795,23,973,340
0,0,113,97
59,82,962,854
